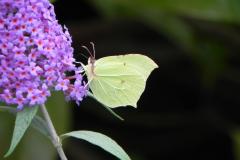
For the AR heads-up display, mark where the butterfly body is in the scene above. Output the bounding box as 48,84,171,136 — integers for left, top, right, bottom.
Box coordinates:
87,56,96,78
83,54,158,108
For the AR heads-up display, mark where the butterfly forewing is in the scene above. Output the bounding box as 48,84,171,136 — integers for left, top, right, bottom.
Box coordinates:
86,54,158,108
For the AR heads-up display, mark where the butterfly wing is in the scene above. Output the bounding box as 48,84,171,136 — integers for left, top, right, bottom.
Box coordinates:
86,54,158,108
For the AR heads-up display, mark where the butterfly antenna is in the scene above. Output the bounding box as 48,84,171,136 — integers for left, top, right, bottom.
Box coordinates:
80,53,88,60
73,53,88,66
90,42,96,59
81,45,93,58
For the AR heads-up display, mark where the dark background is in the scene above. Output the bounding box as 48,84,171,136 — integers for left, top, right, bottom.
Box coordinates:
52,0,240,160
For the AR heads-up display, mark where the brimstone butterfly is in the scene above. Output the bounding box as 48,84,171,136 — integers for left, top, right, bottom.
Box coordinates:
82,43,158,108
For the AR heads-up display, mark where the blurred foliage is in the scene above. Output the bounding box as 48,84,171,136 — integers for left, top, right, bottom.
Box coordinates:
90,0,240,87
91,0,240,22
232,129,240,160
50,0,57,3
0,92,71,160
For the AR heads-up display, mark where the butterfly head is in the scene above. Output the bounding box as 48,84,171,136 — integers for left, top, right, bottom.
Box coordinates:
88,55,95,66
82,42,96,76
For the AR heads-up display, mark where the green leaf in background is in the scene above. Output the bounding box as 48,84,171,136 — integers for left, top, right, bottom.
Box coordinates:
45,91,71,134
50,0,57,3
91,0,240,23
19,92,71,160
4,107,38,157
84,54,158,108
61,130,131,160
0,106,17,114
0,92,71,160
231,129,240,160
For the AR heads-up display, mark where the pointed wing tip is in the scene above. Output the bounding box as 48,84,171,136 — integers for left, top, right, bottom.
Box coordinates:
138,54,159,70
150,57,159,69
154,63,159,69
131,104,138,109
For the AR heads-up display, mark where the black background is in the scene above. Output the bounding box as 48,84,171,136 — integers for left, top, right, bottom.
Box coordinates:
53,0,240,160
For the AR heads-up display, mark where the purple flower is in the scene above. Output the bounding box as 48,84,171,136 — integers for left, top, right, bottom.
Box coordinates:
66,78,87,106
55,78,70,91
0,0,87,109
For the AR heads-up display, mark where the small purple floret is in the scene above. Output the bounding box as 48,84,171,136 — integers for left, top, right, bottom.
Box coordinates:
0,0,87,109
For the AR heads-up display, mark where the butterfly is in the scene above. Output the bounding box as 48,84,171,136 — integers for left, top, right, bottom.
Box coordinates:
81,42,158,109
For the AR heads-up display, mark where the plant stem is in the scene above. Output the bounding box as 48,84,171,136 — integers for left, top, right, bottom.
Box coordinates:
40,104,68,160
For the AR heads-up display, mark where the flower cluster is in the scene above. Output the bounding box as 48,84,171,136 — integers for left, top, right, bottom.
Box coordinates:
0,0,87,110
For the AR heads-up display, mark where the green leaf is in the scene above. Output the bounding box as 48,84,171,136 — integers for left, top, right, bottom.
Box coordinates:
0,93,70,160
61,130,131,160
4,107,38,157
20,92,71,160
0,92,71,160
0,106,17,114
0,106,50,139
31,115,50,139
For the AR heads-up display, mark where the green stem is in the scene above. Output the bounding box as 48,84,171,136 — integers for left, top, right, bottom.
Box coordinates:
40,104,68,160
87,92,124,121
